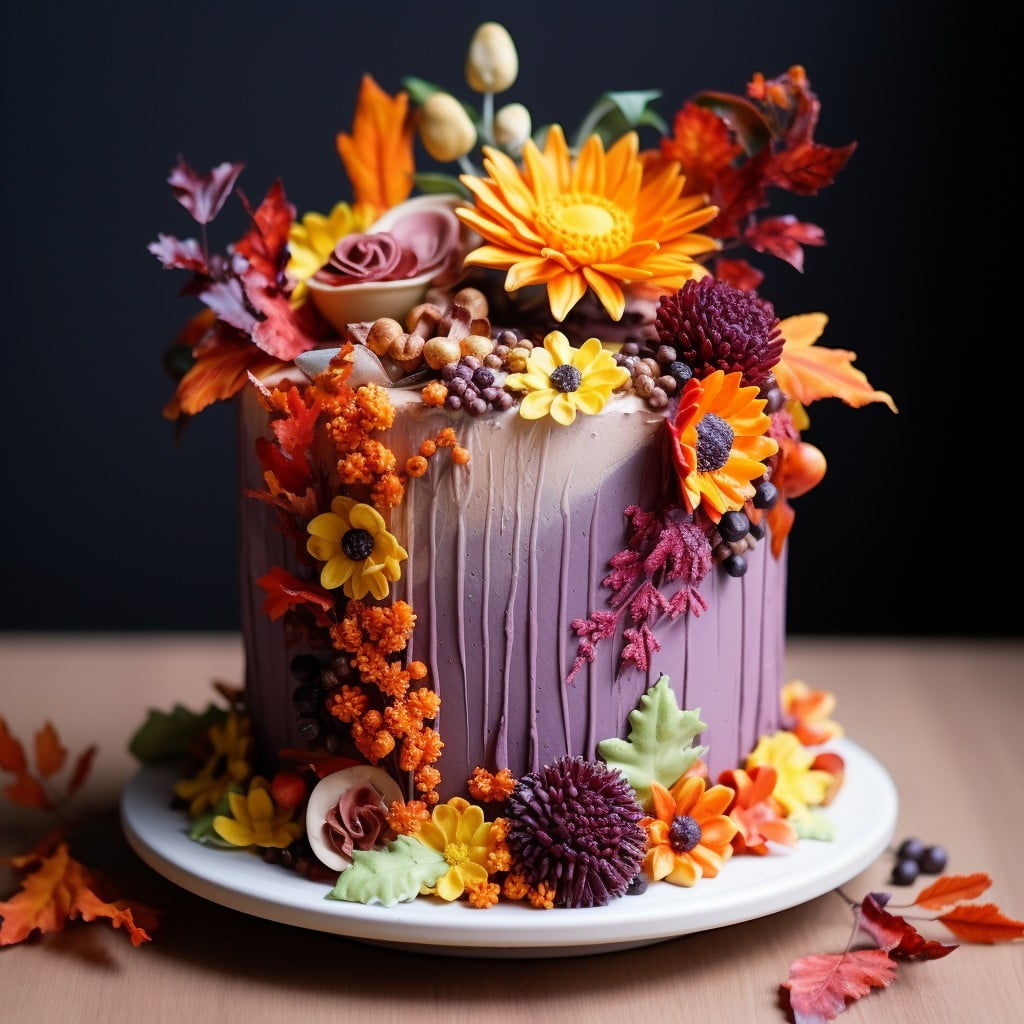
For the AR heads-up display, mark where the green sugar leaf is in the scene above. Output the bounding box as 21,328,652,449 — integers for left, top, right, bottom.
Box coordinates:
128,703,227,763
327,835,447,907
789,808,836,842
597,674,707,809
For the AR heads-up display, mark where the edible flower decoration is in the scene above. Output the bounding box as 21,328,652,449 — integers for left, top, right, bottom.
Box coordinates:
780,679,844,746
287,202,374,298
456,125,718,322
172,710,252,818
745,730,834,817
504,330,630,424
668,369,778,520
718,765,798,855
213,776,303,849
640,775,738,886
414,796,496,901
306,496,408,600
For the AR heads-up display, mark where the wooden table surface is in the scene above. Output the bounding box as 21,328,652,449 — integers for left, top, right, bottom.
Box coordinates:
1,634,1022,1024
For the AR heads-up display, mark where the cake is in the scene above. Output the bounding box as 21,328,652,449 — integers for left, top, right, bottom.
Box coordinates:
144,22,893,910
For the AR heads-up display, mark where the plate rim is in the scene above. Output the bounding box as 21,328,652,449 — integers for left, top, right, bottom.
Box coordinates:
121,737,897,956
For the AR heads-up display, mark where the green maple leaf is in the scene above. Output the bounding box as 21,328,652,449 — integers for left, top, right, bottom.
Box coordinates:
327,835,447,907
597,674,708,809
789,808,836,842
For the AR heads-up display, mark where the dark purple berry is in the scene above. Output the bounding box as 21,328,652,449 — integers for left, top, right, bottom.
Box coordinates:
445,394,463,411
292,684,321,716
761,386,785,413
891,858,920,886
289,654,321,683
897,837,926,862
752,481,778,509
723,554,747,578
719,511,750,543
919,845,948,874
472,367,495,389
626,873,648,896
748,520,765,541
297,717,320,741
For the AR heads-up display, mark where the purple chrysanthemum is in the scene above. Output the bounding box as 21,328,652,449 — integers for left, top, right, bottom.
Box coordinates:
655,276,783,387
505,756,646,908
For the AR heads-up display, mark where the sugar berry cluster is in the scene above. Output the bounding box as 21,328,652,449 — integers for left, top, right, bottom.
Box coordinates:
890,836,949,885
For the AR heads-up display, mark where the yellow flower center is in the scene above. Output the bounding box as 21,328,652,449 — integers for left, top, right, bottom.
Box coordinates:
536,192,632,265
443,841,471,866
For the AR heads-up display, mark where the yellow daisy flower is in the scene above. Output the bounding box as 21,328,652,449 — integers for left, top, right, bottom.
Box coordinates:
173,711,252,818
745,731,835,816
213,776,303,849
287,202,374,301
456,125,718,322
668,369,778,521
306,496,408,600
504,330,630,425
415,797,495,902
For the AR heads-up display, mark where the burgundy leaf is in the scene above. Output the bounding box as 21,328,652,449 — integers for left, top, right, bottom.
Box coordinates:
235,180,295,283
858,893,958,961
147,234,208,274
167,159,245,225
744,215,826,272
198,279,256,333
766,141,856,196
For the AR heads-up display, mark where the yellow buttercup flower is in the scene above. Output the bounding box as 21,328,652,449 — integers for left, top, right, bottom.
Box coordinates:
306,496,408,600
415,797,495,901
213,777,302,849
745,731,834,817
457,124,718,322
504,330,629,425
173,711,252,818
287,202,374,301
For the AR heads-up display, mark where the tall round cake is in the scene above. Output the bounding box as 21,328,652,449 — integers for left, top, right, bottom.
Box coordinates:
149,22,892,910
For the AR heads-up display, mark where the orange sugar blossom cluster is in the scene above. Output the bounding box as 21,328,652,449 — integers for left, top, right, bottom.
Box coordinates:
405,425,470,477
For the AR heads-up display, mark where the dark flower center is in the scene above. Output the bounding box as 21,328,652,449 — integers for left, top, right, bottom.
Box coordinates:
341,528,374,561
550,364,583,393
668,814,702,853
695,412,734,473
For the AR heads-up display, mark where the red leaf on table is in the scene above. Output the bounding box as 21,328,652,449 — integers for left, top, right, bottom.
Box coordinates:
167,159,245,225
938,903,1024,944
782,949,897,1023
34,722,67,778
858,893,957,961
68,745,98,795
0,716,27,773
3,772,52,810
914,873,992,911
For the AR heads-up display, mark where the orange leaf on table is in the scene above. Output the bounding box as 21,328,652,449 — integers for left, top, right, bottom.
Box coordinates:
938,903,1024,944
0,842,154,947
0,716,27,773
336,74,415,219
774,313,898,411
3,772,53,810
68,745,98,795
34,722,67,778
782,949,897,1023
914,873,992,911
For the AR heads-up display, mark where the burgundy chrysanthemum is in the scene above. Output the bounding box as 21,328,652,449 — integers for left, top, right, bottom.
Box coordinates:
655,276,783,387
505,756,646,908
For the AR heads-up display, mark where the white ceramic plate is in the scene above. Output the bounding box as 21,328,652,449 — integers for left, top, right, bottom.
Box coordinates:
121,738,897,958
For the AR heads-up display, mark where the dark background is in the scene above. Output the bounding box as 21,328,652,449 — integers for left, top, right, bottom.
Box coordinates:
4,1,997,637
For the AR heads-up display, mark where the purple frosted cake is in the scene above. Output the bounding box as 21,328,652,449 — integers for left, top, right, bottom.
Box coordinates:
150,23,892,909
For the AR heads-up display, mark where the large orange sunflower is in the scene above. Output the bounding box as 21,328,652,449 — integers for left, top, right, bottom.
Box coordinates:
668,370,778,521
456,125,718,322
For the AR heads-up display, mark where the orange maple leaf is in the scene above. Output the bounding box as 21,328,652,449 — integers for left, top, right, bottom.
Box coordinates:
774,313,898,411
0,716,27,773
2,772,52,810
914,873,993,912
0,842,154,947
35,722,67,778
937,902,1024,944
336,74,415,220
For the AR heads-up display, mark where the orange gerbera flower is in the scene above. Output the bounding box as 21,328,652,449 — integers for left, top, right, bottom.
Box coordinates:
718,765,798,856
456,125,718,322
668,370,778,521
641,776,738,886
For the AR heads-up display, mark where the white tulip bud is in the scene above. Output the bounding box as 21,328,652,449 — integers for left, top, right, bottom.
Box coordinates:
493,103,532,150
465,22,519,94
418,92,477,163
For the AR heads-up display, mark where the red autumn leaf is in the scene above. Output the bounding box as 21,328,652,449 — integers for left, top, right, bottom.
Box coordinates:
68,745,98,795
167,158,245,225
0,842,154,947
3,772,52,810
714,256,763,291
254,436,311,496
34,722,67,778
661,101,744,196
938,903,1024,944
272,386,324,462
256,566,335,623
744,215,825,273
782,949,897,1023
243,268,318,362
0,716,27,773
766,140,857,195
235,180,295,283
858,893,957,961
147,233,208,273
914,873,993,911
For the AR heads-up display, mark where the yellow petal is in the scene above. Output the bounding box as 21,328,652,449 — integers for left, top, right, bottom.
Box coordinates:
321,555,355,591
213,816,255,847
307,511,346,543
550,392,577,425
543,331,574,367
519,389,555,420
307,535,339,562
435,868,464,902
349,502,386,533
